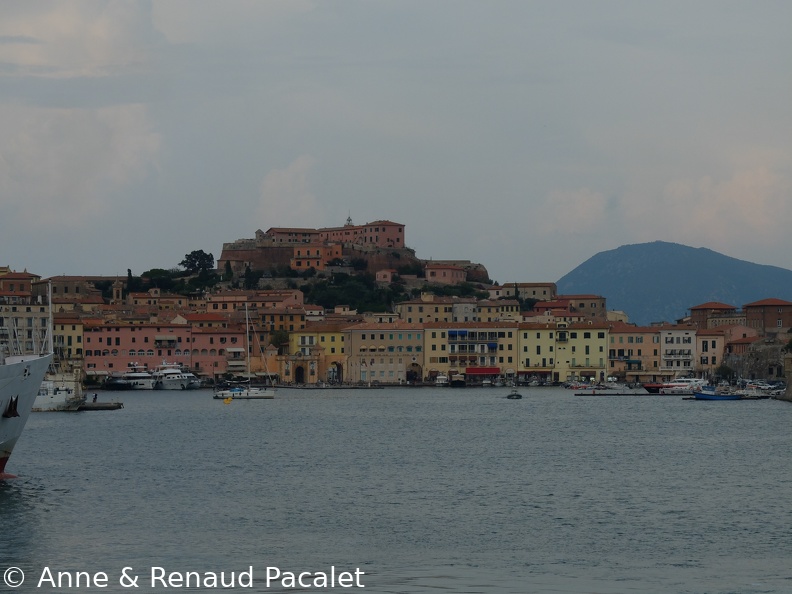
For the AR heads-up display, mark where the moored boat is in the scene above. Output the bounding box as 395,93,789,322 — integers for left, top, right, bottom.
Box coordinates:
121,364,155,390
103,375,134,390
214,385,275,400
450,373,466,388
214,304,276,401
644,377,706,395
152,362,201,390
434,373,449,387
693,387,742,401
33,380,86,412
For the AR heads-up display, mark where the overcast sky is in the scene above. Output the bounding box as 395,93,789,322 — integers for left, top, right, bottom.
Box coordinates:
2,1,790,285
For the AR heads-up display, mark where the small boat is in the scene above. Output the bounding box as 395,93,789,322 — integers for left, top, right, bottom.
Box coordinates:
506,387,522,399
214,304,276,401
450,373,466,388
213,385,275,400
434,374,449,387
693,386,742,401
481,378,493,388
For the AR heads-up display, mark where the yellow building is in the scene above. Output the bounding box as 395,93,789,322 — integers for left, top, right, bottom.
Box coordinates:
476,299,521,322
282,321,352,384
423,321,519,383
393,294,458,324
517,323,559,383
554,322,609,383
53,313,84,365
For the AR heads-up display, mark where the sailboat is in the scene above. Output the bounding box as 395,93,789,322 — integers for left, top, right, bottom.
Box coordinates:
214,304,276,400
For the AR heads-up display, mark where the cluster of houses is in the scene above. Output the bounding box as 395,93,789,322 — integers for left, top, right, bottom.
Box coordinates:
2,265,790,387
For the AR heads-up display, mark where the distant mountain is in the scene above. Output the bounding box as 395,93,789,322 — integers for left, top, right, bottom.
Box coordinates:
556,241,792,326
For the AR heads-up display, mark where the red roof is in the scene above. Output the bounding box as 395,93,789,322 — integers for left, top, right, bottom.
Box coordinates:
690,302,736,310
743,298,792,307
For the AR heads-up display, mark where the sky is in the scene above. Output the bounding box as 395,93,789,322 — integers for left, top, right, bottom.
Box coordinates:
1,1,790,285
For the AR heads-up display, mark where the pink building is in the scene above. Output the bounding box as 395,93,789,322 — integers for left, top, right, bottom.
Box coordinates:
82,318,246,380
265,219,405,249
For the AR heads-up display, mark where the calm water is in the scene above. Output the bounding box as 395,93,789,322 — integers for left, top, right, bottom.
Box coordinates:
2,387,792,593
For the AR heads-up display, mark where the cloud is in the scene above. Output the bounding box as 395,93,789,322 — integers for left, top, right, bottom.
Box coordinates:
255,155,324,229
152,0,316,45
0,1,158,78
0,103,160,227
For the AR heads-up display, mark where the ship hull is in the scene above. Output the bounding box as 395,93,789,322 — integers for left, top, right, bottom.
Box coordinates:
1,353,53,477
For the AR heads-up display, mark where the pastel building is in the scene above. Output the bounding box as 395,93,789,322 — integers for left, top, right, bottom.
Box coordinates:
696,328,727,378
282,321,351,384
344,321,424,384
607,322,661,382
423,321,519,382
553,322,609,382
517,323,559,383
657,323,698,378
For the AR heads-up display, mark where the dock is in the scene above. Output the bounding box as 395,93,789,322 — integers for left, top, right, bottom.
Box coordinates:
78,401,124,411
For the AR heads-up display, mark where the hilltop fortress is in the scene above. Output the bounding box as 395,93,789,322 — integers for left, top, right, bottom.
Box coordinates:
218,217,491,284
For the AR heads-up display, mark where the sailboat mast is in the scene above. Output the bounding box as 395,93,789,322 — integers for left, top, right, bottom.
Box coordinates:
245,303,250,377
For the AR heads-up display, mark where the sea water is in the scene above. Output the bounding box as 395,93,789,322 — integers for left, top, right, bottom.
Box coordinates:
2,387,792,593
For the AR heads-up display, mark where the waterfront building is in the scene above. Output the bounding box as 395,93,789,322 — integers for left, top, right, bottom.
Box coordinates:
696,328,727,379
344,321,424,384
53,312,84,364
657,323,698,378
517,322,559,383
607,322,661,383
553,322,609,383
83,321,194,377
423,321,519,383
282,321,352,384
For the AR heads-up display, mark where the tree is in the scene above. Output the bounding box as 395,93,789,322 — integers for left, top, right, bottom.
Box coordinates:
714,364,736,382
180,250,214,273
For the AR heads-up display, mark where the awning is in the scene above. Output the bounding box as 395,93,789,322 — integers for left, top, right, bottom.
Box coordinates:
226,347,245,352
465,367,501,375
155,335,177,341
86,370,109,376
